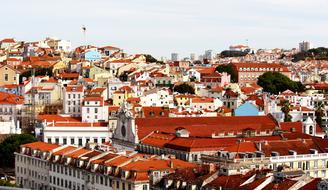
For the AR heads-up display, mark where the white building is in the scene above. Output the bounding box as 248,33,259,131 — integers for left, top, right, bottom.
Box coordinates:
63,85,84,117
15,141,196,190
82,96,109,122
140,88,173,107
107,79,130,100
43,121,111,146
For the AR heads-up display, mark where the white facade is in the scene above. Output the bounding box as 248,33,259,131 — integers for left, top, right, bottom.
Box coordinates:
63,86,84,117
140,89,173,107
107,79,130,99
0,120,21,134
82,98,109,122
43,123,111,146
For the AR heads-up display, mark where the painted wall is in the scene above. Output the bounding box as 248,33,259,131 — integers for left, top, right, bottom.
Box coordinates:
235,101,260,116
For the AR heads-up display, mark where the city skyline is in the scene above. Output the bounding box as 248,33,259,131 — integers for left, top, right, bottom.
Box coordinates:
1,0,327,58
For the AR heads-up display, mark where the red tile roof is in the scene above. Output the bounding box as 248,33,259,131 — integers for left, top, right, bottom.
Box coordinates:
65,85,83,92
280,122,302,133
37,114,81,122
121,158,196,171
1,38,15,43
135,115,277,139
21,142,59,152
0,92,24,105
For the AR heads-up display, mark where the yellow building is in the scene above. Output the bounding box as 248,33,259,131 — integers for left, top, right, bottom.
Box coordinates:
175,94,195,107
112,86,135,106
52,61,67,76
0,64,20,86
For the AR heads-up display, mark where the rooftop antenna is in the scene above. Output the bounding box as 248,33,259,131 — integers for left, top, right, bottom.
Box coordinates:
82,25,87,48
246,39,249,46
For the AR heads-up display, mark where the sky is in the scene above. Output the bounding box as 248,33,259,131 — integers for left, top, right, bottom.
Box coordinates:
1,0,327,58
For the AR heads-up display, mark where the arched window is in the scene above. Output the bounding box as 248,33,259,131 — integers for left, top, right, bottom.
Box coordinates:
309,126,313,134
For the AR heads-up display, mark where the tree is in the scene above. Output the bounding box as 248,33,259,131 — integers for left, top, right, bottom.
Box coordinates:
281,100,292,122
257,72,305,94
19,68,53,83
119,71,129,81
144,54,164,64
216,64,238,82
173,83,195,94
0,134,37,168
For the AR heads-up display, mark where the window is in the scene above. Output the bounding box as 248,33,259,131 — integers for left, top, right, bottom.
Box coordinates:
95,108,98,113
4,74,8,81
71,138,74,145
116,181,119,188
143,184,148,190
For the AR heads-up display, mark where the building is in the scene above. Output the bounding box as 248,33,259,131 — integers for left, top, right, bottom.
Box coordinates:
63,85,84,117
171,53,179,61
0,92,23,134
81,96,109,122
0,64,20,86
204,50,213,60
190,53,196,61
112,103,284,161
202,137,328,179
15,141,196,190
82,50,102,62
299,41,311,52
45,37,72,53
232,62,291,84
229,44,250,52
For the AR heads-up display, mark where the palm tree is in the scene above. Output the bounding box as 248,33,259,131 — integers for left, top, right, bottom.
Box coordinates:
315,101,325,128
281,100,292,122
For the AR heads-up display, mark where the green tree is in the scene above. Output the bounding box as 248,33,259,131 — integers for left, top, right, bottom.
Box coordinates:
173,83,195,94
281,100,292,122
257,72,305,94
144,54,164,64
215,64,238,82
0,134,37,168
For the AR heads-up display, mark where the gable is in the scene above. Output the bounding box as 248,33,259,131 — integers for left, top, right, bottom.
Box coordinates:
235,102,259,116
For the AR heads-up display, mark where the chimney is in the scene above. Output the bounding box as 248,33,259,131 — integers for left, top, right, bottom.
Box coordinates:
170,160,174,168
258,142,262,152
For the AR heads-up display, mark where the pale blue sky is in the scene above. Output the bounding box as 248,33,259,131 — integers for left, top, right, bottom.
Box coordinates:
1,0,327,58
